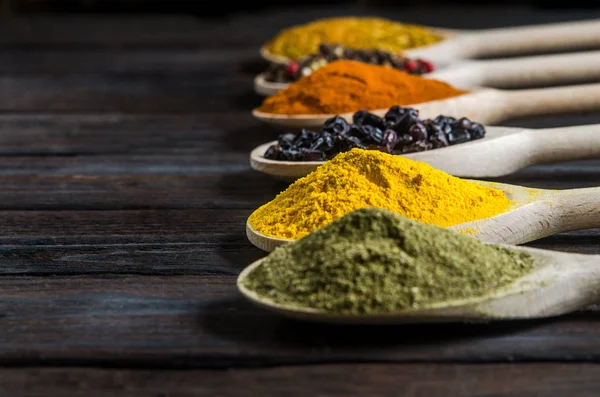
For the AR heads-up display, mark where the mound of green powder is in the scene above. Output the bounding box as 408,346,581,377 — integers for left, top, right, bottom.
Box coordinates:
242,208,535,314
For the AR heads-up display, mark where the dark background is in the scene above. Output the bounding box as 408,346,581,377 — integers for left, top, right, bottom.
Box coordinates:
1,0,600,17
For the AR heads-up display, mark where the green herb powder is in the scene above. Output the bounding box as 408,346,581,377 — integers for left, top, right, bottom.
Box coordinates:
242,208,535,314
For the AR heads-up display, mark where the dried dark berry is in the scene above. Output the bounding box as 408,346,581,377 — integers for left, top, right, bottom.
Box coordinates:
346,125,368,140
279,132,297,147
353,111,385,129
385,106,419,126
434,115,456,125
457,117,471,130
264,144,282,160
420,59,435,73
323,116,350,135
408,123,428,142
310,136,328,152
285,61,300,78
319,43,332,56
293,129,317,146
470,123,485,139
262,106,485,162
393,133,414,151
330,135,355,154
404,60,418,73
352,110,369,126
429,131,449,149
447,129,472,145
382,129,398,152
361,125,384,144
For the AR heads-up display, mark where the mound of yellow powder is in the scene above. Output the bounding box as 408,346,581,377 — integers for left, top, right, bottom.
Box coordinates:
248,148,513,239
265,17,442,60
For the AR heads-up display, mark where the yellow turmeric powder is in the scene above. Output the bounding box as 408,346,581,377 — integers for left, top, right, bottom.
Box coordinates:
248,148,513,240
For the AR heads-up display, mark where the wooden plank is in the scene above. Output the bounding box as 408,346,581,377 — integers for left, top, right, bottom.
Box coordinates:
1,8,600,50
0,170,285,210
0,73,260,114
0,49,261,74
0,209,265,275
0,275,600,366
0,115,278,155
1,364,600,396
0,16,223,48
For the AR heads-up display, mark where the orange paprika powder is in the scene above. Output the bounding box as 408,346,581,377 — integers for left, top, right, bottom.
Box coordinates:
257,60,467,115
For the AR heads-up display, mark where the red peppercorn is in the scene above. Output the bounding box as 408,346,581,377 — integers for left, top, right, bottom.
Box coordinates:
420,59,435,73
404,60,418,73
285,61,300,77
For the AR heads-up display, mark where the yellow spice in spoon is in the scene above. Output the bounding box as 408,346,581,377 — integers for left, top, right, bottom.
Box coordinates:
248,148,513,240
265,17,443,60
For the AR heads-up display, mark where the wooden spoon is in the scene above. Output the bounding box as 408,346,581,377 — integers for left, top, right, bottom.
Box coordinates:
254,50,600,96
250,124,600,180
237,244,600,324
246,183,600,252
261,18,600,65
252,82,600,129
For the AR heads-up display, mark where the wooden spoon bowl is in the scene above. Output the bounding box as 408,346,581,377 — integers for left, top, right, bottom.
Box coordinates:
261,19,600,66
252,82,600,130
250,124,600,180
246,182,600,252
237,245,600,324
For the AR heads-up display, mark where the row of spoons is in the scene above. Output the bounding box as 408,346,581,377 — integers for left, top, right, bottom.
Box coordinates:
239,17,600,324
255,49,600,96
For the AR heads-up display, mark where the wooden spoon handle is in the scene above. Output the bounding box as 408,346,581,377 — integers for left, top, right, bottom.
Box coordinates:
527,124,600,164
466,19,600,58
462,187,600,245
432,51,600,89
549,187,600,233
498,83,600,122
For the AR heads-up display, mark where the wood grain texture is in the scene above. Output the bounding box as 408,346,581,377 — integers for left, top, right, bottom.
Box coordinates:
0,74,258,114
0,209,263,275
2,275,600,367
0,115,276,155
0,49,260,74
2,364,600,397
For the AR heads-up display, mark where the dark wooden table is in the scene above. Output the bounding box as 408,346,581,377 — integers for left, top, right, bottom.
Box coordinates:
1,5,600,396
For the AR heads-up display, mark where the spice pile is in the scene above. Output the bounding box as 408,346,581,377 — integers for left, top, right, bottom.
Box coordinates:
243,208,535,314
264,107,485,161
257,60,467,115
265,17,442,60
263,43,434,84
248,148,513,240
